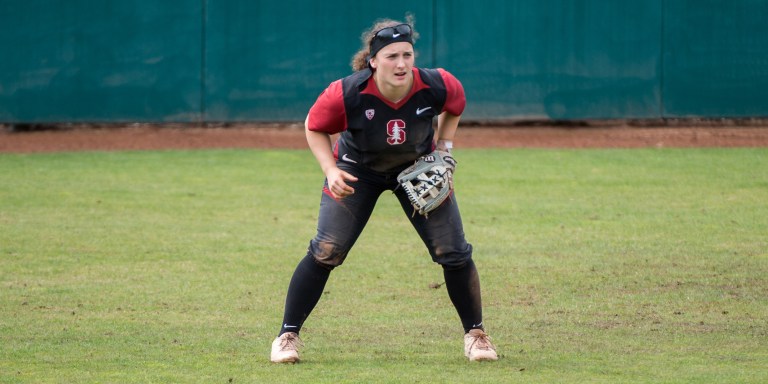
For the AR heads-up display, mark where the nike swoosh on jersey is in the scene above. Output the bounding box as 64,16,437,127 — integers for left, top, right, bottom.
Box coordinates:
341,154,358,163
416,107,432,115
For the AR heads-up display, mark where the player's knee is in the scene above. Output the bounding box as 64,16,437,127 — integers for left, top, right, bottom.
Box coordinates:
433,243,473,270
308,239,349,268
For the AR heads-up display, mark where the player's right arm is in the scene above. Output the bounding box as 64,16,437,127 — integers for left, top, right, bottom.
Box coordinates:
305,80,358,199
305,116,357,199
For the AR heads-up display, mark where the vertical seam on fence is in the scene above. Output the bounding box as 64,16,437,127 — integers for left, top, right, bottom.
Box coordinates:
431,0,438,67
200,0,208,122
659,0,666,119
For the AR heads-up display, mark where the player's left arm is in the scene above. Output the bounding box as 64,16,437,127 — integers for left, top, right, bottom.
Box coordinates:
436,112,460,152
435,68,466,152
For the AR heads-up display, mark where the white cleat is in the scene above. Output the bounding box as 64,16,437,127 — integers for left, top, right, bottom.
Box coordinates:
464,329,498,361
270,332,302,363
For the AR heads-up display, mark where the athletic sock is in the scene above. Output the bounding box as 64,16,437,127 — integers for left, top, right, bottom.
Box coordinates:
279,253,332,336
443,258,484,333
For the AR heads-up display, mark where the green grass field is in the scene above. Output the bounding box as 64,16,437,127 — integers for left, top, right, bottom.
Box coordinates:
1,147,766,383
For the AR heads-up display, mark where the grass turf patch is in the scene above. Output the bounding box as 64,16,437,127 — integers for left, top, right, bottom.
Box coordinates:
1,148,766,383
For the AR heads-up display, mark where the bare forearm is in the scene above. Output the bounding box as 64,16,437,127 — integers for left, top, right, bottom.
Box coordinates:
437,112,461,150
304,116,358,198
305,118,337,175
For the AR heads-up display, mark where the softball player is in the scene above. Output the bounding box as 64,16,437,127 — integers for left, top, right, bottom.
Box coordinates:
270,17,498,363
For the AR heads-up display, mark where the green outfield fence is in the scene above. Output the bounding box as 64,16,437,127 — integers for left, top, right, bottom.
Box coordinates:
1,0,767,123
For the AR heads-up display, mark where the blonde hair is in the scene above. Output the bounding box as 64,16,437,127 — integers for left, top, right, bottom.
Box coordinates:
350,14,419,72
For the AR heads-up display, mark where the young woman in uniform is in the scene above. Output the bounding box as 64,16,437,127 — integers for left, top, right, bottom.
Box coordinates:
270,16,498,363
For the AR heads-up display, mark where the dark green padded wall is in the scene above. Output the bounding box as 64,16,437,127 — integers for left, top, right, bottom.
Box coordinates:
436,1,663,119
0,0,202,122
663,0,768,117
203,1,434,121
1,1,766,122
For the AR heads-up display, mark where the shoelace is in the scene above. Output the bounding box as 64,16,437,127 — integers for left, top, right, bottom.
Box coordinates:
469,332,496,351
279,334,303,351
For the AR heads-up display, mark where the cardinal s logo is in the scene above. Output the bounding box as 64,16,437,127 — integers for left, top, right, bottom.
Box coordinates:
386,119,406,145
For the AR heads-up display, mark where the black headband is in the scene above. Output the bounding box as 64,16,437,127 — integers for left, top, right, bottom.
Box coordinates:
368,24,414,61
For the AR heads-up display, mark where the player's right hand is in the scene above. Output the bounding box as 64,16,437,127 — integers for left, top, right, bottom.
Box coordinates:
326,167,358,199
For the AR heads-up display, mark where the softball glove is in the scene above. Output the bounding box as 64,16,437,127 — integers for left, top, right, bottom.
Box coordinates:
397,150,457,217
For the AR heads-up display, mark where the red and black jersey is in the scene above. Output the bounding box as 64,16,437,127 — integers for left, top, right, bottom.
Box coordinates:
307,67,466,174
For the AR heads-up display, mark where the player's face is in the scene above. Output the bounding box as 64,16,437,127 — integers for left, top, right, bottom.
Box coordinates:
371,42,414,88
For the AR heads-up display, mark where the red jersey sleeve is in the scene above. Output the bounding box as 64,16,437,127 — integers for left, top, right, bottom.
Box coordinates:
307,80,347,134
437,68,466,116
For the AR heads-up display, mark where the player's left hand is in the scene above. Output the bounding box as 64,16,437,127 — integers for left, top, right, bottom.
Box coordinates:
397,150,457,216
